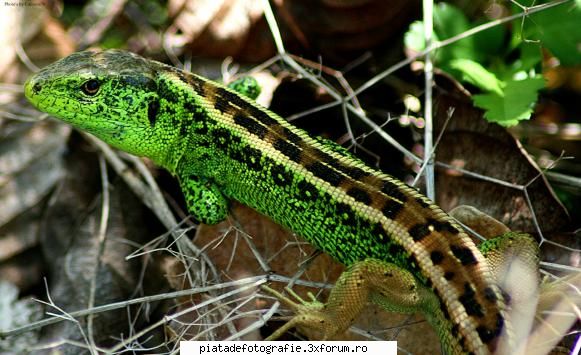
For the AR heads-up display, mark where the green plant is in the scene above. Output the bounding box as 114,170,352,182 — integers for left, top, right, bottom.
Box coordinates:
405,1,581,126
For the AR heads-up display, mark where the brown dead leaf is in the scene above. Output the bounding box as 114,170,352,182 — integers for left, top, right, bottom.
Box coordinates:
165,0,269,61
38,137,169,351
432,73,570,234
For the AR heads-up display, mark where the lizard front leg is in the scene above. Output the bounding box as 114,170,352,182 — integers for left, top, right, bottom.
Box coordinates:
178,174,229,225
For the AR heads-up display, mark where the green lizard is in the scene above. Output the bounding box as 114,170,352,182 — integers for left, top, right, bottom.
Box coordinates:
24,49,539,354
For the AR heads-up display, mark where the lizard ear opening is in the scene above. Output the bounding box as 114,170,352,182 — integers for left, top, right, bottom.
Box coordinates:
81,79,101,96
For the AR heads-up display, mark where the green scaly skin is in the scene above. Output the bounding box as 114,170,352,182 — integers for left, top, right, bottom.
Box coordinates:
24,50,539,354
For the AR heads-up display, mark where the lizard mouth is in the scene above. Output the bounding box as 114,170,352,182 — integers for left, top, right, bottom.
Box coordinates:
24,77,40,107
24,75,58,115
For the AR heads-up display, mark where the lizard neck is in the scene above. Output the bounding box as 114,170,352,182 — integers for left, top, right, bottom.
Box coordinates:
146,70,202,174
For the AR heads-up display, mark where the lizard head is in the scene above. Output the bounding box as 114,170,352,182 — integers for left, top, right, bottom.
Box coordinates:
24,49,179,167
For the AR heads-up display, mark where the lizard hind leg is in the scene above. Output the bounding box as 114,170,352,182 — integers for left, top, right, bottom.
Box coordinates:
261,286,340,340
262,258,431,341
227,76,261,100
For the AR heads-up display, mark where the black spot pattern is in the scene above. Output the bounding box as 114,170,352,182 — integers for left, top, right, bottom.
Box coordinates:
344,166,370,179
123,62,512,355
307,161,345,186
346,187,372,205
273,139,302,163
193,123,208,135
415,196,431,208
281,126,302,143
191,106,210,134
233,113,267,139
184,101,196,113
213,94,235,114
451,324,460,337
241,146,262,171
372,223,389,243
212,128,232,149
271,163,293,187
476,326,495,344
157,79,179,103
323,156,371,181
407,253,422,276
381,180,408,202
483,287,497,303
476,314,504,345
432,219,460,234
230,134,242,145
409,218,460,242
297,179,319,201
381,199,405,219
430,250,444,264
179,122,189,137
214,87,278,127
178,71,206,97
501,289,511,305
451,245,478,266
147,100,159,126
388,242,406,255
494,314,505,338
335,201,357,226
438,292,450,319
409,222,431,242
458,282,484,317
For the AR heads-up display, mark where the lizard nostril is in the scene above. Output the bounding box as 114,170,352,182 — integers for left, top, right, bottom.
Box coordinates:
32,82,42,94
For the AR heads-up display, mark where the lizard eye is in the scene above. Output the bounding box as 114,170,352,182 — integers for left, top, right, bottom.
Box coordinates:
81,79,100,96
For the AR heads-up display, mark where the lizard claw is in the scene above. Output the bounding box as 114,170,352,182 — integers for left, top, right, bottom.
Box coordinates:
261,285,341,340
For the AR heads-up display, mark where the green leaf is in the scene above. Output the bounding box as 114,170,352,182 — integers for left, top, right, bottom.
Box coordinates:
404,21,445,64
433,3,470,37
471,18,506,61
433,3,477,62
515,42,542,72
494,41,542,80
525,2,581,65
473,76,545,126
448,59,504,95
404,3,481,64
404,21,430,52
